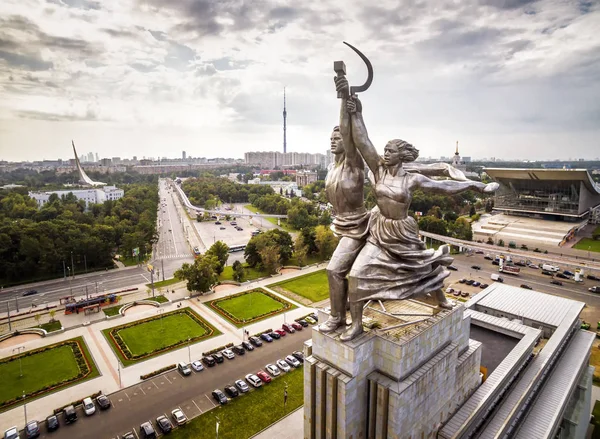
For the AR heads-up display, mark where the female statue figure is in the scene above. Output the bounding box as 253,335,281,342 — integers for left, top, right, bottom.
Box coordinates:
339,94,498,341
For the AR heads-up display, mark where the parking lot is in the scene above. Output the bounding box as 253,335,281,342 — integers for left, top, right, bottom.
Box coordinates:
31,328,312,439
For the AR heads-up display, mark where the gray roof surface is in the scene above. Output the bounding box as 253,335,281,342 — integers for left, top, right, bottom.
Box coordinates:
470,325,519,375
515,330,595,439
468,283,584,328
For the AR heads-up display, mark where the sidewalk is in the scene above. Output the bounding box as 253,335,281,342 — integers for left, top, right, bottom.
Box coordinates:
0,264,326,432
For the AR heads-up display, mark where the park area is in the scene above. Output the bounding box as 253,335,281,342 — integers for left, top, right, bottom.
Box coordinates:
269,269,329,303
573,237,600,253
0,337,99,412
170,366,303,439
206,289,295,327
103,308,220,366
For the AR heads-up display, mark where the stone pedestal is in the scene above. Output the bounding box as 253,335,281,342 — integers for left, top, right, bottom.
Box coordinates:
303,304,481,439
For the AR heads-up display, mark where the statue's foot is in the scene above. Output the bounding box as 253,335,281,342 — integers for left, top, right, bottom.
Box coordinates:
340,322,363,342
439,300,454,310
318,317,344,333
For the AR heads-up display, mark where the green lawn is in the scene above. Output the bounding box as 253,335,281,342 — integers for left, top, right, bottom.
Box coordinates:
38,320,62,332
207,289,295,327
103,306,122,317
0,337,99,411
573,238,600,253
103,308,220,366
287,253,328,267
154,294,170,303
244,204,295,232
146,277,181,289
269,269,329,302
171,366,303,439
219,265,267,282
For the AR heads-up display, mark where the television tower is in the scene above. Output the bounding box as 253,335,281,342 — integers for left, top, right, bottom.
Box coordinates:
283,87,287,154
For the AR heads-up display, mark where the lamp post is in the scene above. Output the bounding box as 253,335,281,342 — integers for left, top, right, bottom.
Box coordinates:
13,346,25,377
23,390,27,424
70,251,74,279
117,360,122,388
187,337,191,364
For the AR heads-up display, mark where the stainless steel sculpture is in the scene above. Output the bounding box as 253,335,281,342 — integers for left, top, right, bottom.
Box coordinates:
323,43,499,341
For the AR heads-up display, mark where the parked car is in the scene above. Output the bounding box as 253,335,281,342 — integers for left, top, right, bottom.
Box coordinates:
556,272,570,279
282,323,296,333
484,254,493,260
245,374,262,388
191,360,204,372
465,280,474,285
46,415,59,432
490,274,504,282
266,363,281,376
268,331,280,340
479,283,489,289
3,427,18,439
249,336,263,347
471,265,481,270
25,421,40,439
156,416,173,434
219,226,226,230
213,352,224,363
122,432,135,439
63,405,77,424
458,279,467,284
447,265,458,271
541,270,554,276
222,349,235,360
214,221,221,225
472,281,481,287
178,362,192,375
83,397,96,416
140,421,156,438
235,379,249,393
587,274,600,281
261,333,274,342
292,351,304,362
291,322,303,331
514,260,527,267
274,329,287,337
23,289,39,297
232,345,245,355
520,284,533,290
305,316,317,325
242,341,255,351
460,292,470,298
492,260,500,266
171,409,187,426
453,290,461,296
550,280,563,286
527,263,539,269
285,355,301,368
297,319,309,327
224,385,239,398
445,287,454,294
589,286,600,293
475,249,484,254
309,312,318,321
277,359,291,372
256,370,272,383
212,389,228,405
96,394,111,410
563,270,575,276
202,356,216,367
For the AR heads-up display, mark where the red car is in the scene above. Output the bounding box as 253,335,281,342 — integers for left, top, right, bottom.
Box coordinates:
282,323,295,333
275,329,286,337
291,322,303,331
256,370,272,383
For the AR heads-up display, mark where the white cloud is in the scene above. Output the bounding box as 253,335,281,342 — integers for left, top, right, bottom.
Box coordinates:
0,0,599,162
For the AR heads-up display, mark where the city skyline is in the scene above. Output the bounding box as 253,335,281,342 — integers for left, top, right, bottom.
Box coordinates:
0,0,599,162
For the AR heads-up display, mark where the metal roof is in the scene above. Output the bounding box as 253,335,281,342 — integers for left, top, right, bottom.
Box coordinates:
484,168,600,195
467,283,584,328
515,330,595,439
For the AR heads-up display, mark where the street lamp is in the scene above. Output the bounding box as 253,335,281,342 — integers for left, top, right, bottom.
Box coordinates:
13,346,25,377
23,390,27,424
187,337,191,364
117,360,122,388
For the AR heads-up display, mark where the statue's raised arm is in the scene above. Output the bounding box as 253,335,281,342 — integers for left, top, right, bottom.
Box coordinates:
348,97,381,180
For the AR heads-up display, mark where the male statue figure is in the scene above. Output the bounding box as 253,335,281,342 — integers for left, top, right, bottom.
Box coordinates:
317,75,370,333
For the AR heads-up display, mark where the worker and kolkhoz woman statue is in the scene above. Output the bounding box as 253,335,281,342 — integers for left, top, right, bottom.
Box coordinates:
320,43,499,342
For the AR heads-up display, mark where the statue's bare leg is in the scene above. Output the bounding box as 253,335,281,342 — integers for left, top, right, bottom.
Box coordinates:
340,301,364,341
435,289,453,309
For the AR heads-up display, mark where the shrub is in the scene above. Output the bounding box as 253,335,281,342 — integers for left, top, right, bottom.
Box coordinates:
140,364,176,380
497,239,505,247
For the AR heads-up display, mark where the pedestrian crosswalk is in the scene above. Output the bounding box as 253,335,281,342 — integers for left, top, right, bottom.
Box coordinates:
158,253,193,259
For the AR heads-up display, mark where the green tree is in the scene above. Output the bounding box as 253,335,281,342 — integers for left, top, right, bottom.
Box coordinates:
206,241,229,275
232,260,245,282
174,254,219,294
451,217,473,241
259,245,281,275
243,228,293,267
469,204,476,216
418,216,448,236
294,234,309,267
314,225,338,260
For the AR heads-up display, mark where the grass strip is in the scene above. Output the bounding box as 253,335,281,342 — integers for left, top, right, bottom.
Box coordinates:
170,366,303,439
269,269,329,302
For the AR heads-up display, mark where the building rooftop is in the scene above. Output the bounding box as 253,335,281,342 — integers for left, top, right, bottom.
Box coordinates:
469,325,519,375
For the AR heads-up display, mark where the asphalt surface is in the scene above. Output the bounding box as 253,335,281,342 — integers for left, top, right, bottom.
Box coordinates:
33,329,311,439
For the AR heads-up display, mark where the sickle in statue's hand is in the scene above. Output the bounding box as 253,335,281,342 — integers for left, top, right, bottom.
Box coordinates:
343,41,373,96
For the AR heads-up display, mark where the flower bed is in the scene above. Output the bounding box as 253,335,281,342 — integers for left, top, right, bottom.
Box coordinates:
140,364,176,380
0,336,99,412
205,289,296,328
102,307,221,366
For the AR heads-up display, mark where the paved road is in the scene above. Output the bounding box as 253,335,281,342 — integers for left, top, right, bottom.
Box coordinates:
33,330,311,439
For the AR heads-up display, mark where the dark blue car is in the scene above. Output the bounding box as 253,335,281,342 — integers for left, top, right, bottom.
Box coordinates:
260,333,273,343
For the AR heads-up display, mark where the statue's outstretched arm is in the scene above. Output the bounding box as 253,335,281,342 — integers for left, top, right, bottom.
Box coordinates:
413,173,499,195
335,77,360,166
348,97,380,178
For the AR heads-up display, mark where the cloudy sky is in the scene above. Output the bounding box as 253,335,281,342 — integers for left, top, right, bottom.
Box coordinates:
0,0,599,162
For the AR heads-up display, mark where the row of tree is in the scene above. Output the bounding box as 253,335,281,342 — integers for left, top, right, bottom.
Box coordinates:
182,176,274,208
0,183,158,284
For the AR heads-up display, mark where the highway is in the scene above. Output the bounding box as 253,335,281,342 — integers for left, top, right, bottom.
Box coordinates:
35,330,311,439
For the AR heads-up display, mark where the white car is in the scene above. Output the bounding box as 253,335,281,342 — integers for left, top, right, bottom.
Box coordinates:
527,263,539,269
191,360,204,372
285,355,301,368
245,373,262,388
276,359,291,372
171,408,187,426
235,379,249,393
266,363,281,377
3,427,18,439
222,349,235,360
82,397,96,416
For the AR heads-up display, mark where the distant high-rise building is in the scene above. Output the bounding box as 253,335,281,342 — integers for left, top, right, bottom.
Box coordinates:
182,151,186,160
283,88,287,154
95,153,99,162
